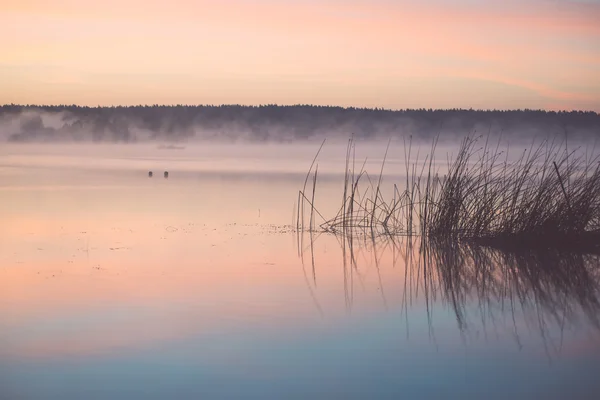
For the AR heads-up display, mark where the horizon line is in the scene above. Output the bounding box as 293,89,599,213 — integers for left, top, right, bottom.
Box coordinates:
2,104,599,115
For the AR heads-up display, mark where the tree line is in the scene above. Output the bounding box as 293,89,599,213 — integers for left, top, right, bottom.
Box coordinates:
1,104,598,143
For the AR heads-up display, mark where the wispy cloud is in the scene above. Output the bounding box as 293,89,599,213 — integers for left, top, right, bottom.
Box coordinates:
0,0,598,110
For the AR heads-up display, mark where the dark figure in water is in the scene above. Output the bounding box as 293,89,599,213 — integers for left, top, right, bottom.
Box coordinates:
148,171,153,178
164,171,169,179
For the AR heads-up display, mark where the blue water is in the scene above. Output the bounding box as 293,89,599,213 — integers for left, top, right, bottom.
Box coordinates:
1,145,600,400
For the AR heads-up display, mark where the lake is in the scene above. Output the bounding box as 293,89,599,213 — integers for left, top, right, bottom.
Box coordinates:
1,141,599,400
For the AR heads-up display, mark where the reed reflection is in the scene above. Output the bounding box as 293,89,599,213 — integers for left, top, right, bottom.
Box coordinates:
299,229,600,357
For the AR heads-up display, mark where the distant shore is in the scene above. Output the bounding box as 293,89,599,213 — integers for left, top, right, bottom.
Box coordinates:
1,104,599,143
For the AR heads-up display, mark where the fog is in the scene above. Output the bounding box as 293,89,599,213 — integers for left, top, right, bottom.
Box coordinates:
1,105,598,145
3,133,597,189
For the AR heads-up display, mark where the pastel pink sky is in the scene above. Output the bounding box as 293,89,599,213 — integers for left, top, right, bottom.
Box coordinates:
1,0,599,110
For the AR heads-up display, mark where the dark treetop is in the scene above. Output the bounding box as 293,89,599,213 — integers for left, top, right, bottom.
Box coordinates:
1,104,598,143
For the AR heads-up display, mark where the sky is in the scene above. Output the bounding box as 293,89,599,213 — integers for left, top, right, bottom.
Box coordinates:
1,0,599,110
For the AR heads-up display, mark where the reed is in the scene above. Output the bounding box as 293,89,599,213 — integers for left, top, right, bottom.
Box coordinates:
297,134,600,252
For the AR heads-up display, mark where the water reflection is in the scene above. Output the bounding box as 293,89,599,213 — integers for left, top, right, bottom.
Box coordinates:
300,231,600,359
2,143,600,398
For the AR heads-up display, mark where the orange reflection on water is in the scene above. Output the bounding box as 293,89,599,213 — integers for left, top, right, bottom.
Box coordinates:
0,202,411,360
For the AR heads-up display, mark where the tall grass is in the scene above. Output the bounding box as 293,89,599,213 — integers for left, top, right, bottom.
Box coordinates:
297,134,600,252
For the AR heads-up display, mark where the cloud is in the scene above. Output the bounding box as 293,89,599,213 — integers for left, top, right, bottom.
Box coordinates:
0,0,598,109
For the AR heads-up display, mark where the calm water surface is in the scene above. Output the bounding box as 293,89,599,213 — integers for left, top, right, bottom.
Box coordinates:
1,143,599,400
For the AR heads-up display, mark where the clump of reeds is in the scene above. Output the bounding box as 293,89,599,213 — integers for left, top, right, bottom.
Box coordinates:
428,136,600,251
297,134,600,252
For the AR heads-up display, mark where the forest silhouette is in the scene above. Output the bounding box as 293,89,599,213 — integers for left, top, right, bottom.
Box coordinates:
1,104,599,143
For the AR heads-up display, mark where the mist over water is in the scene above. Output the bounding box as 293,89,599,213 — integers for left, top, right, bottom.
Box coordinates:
1,105,599,144
1,139,600,399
